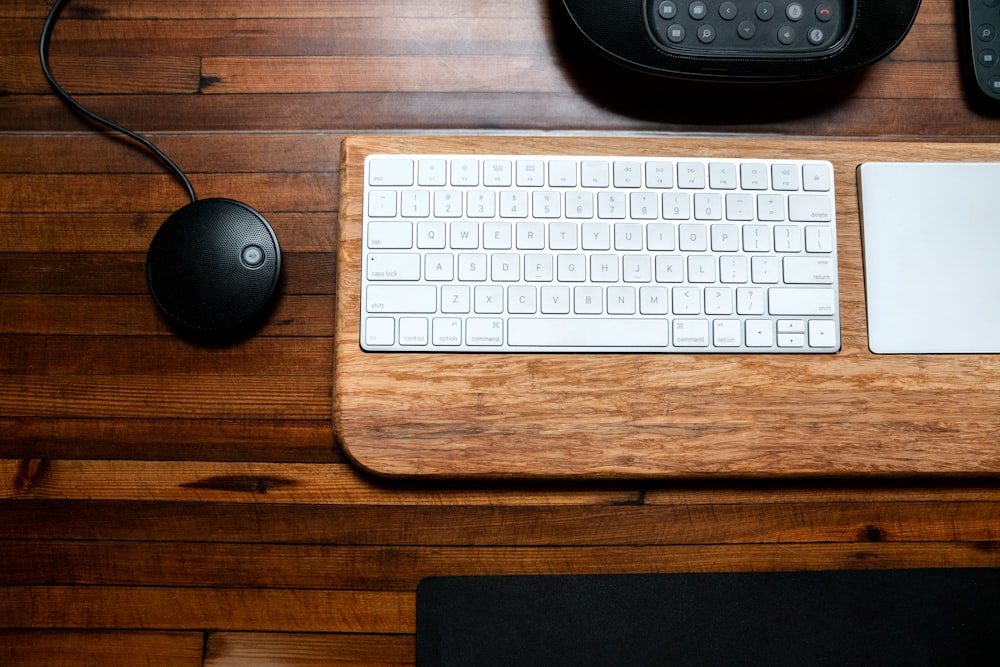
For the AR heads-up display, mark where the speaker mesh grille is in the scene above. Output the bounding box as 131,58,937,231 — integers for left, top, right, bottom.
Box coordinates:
146,199,281,334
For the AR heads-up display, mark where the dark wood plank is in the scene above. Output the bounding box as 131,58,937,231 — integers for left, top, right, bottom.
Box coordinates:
0,369,329,418
0,133,344,174
0,417,340,462
0,294,332,335
5,499,1000,545
0,586,413,633
5,541,1000,590
0,174,337,213
0,252,332,295
4,0,550,20
206,632,413,666
0,212,336,252
0,630,204,667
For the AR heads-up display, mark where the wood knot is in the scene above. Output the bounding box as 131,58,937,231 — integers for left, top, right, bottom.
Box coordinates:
856,524,885,542
180,475,295,495
13,459,49,493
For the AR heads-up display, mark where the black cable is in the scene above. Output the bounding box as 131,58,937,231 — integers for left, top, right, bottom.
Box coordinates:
39,0,197,204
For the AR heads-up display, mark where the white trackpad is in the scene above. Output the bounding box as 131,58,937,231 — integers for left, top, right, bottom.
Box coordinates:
858,162,1000,354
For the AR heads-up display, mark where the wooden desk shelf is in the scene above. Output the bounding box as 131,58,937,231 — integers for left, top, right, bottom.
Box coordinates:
336,135,1000,478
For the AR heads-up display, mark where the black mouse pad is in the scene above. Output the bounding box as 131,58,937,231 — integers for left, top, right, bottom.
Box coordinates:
417,569,999,666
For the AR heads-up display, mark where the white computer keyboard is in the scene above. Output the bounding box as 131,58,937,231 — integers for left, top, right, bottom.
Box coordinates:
361,152,840,353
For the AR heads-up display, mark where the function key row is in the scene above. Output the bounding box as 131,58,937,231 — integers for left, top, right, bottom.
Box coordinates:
368,157,831,191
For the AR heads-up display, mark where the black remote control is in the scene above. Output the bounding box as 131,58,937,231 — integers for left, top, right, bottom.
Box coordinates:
959,0,1000,108
646,0,851,56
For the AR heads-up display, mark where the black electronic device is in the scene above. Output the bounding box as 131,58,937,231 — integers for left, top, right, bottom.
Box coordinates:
958,0,1000,109
561,0,922,81
40,0,281,342
146,199,281,339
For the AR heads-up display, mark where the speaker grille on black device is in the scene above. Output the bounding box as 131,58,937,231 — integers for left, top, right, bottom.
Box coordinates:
146,198,281,336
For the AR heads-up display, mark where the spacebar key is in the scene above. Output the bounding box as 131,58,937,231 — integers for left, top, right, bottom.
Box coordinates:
508,318,669,347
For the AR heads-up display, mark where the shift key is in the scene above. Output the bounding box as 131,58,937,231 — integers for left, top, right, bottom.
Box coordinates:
366,285,436,313
768,287,836,315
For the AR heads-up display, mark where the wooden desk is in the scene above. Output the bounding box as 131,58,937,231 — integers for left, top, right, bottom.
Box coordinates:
3,0,1000,664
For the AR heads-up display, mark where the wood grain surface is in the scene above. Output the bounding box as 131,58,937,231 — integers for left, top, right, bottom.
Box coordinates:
3,0,1000,664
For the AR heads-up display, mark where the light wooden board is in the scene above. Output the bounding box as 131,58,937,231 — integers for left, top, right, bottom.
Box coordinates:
334,135,1000,478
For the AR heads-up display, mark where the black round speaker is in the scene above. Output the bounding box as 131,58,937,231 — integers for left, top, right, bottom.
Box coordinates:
146,198,281,339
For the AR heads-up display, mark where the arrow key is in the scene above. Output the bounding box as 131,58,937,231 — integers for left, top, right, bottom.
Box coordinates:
745,319,774,347
808,319,838,348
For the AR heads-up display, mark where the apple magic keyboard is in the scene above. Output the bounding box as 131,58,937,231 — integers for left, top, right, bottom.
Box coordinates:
361,152,840,353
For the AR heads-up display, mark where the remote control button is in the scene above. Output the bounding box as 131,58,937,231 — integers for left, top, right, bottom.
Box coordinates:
756,2,775,21
815,2,834,22
719,1,738,20
990,76,1000,95
657,1,677,19
979,49,998,67
738,20,757,39
808,27,825,45
689,1,708,19
778,25,796,45
697,24,716,43
665,23,686,43
976,24,996,42
786,3,804,21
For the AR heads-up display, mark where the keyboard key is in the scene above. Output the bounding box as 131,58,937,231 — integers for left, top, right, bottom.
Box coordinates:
549,160,577,186
367,221,412,249
714,319,741,346
745,319,775,347
614,161,642,187
768,287,836,315
508,318,669,347
364,317,395,346
483,159,512,186
367,191,397,217
369,159,413,186
366,253,420,280
809,319,838,347
451,159,479,186
740,163,768,189
673,319,710,346
366,285,436,313
432,317,463,345
417,159,447,186
783,256,835,284
399,317,429,346
802,164,831,191
540,286,571,314
581,160,610,187
467,318,504,345
805,225,834,252
771,164,800,190
677,162,706,188
788,194,833,222
516,160,544,186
